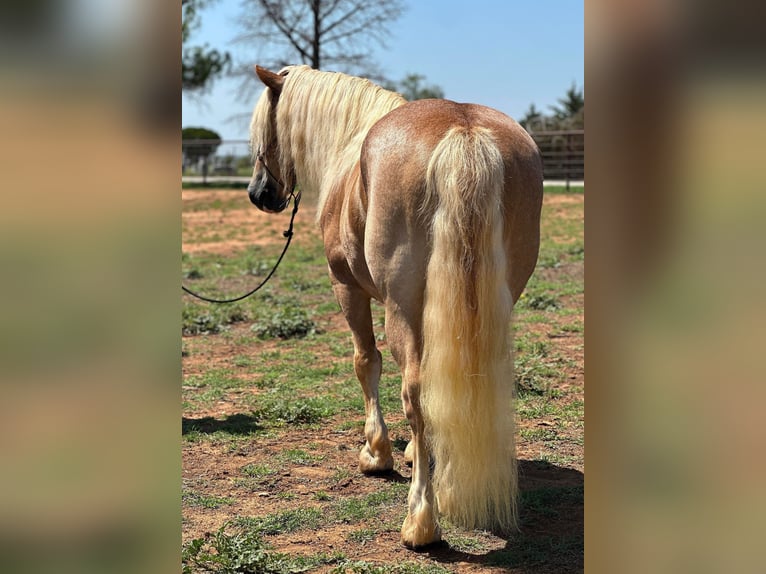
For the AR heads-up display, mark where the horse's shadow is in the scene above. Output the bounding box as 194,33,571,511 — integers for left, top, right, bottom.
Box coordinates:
182,413,262,435
423,459,584,572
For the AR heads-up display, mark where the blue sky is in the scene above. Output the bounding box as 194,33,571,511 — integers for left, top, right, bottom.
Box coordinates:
182,0,583,141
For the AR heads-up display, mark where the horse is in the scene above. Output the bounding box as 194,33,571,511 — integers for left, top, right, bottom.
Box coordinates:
247,64,543,548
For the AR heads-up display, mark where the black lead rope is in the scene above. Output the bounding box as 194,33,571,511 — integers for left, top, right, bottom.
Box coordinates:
182,190,301,304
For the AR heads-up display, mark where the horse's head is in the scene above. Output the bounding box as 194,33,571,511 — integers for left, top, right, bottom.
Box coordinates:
248,65,295,213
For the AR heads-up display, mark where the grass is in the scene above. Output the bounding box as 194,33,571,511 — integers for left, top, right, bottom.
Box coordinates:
234,507,325,535
182,489,234,509
331,562,453,574
254,397,335,426
277,448,324,465
332,483,409,524
182,190,583,573
251,306,320,339
182,522,344,574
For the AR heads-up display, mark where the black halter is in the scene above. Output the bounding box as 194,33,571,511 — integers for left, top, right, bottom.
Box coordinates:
256,147,284,187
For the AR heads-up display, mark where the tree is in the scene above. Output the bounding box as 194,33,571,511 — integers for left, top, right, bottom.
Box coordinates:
235,0,405,76
519,103,544,131
520,84,584,132
183,0,231,91
550,83,584,125
182,127,222,183
385,73,444,100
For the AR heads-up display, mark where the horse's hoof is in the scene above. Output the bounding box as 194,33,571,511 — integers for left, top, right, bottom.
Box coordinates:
400,512,441,549
359,444,394,474
403,440,414,466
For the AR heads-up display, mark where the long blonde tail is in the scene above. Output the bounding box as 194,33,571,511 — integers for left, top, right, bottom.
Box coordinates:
420,126,517,532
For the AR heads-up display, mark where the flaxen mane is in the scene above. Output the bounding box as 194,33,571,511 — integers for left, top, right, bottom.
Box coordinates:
250,65,406,220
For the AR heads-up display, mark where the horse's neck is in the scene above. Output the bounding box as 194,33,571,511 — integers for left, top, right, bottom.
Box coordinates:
283,86,404,218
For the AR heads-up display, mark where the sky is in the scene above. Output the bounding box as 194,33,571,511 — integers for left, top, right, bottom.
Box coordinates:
182,0,583,142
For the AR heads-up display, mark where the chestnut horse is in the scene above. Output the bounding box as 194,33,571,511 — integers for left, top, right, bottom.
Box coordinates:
248,65,543,548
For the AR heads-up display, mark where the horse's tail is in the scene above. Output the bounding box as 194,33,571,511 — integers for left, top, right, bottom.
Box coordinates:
421,125,517,532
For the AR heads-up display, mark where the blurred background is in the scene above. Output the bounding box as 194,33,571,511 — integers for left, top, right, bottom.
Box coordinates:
0,1,179,572
587,0,766,572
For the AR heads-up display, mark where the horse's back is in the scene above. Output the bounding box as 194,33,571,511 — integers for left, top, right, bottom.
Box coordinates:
360,99,543,302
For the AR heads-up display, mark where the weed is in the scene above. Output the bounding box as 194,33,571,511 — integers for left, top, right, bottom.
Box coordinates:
255,398,334,425
515,348,558,396
278,449,324,466
182,489,233,509
234,507,324,535
183,522,341,573
240,463,271,478
520,427,560,442
331,561,452,574
520,292,561,311
347,528,377,544
332,484,407,524
252,307,319,339
182,304,249,336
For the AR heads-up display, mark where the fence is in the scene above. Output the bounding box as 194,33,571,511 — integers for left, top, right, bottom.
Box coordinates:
182,139,251,184
182,130,583,187
528,130,584,189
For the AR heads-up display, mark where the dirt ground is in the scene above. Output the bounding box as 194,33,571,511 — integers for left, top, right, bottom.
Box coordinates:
182,190,584,573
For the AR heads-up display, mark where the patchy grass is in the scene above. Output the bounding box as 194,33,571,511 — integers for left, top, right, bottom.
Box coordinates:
254,397,335,426
182,522,343,574
182,190,583,573
251,306,320,339
331,561,453,574
234,507,325,535
182,489,234,510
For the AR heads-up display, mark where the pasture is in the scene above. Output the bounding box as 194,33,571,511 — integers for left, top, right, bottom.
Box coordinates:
182,187,583,573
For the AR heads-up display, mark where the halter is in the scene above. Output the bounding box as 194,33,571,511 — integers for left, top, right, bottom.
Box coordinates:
256,146,284,188
181,147,301,304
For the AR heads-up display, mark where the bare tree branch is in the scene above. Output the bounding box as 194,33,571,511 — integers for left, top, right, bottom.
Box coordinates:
234,0,405,101
319,1,366,37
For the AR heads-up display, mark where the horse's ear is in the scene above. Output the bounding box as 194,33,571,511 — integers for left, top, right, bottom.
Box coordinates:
255,65,284,94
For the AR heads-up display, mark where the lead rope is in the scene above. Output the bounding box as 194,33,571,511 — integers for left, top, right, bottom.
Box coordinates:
181,189,301,304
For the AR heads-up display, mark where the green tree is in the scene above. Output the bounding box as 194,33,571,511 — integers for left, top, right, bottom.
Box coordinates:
519,103,545,130
385,73,444,100
182,127,222,182
521,84,584,131
183,0,231,91
550,83,584,123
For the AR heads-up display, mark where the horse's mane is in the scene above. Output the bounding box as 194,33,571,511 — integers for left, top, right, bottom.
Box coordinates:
251,65,406,217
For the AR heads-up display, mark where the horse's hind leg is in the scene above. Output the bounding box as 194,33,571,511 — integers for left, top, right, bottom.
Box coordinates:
385,303,441,548
333,283,394,474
